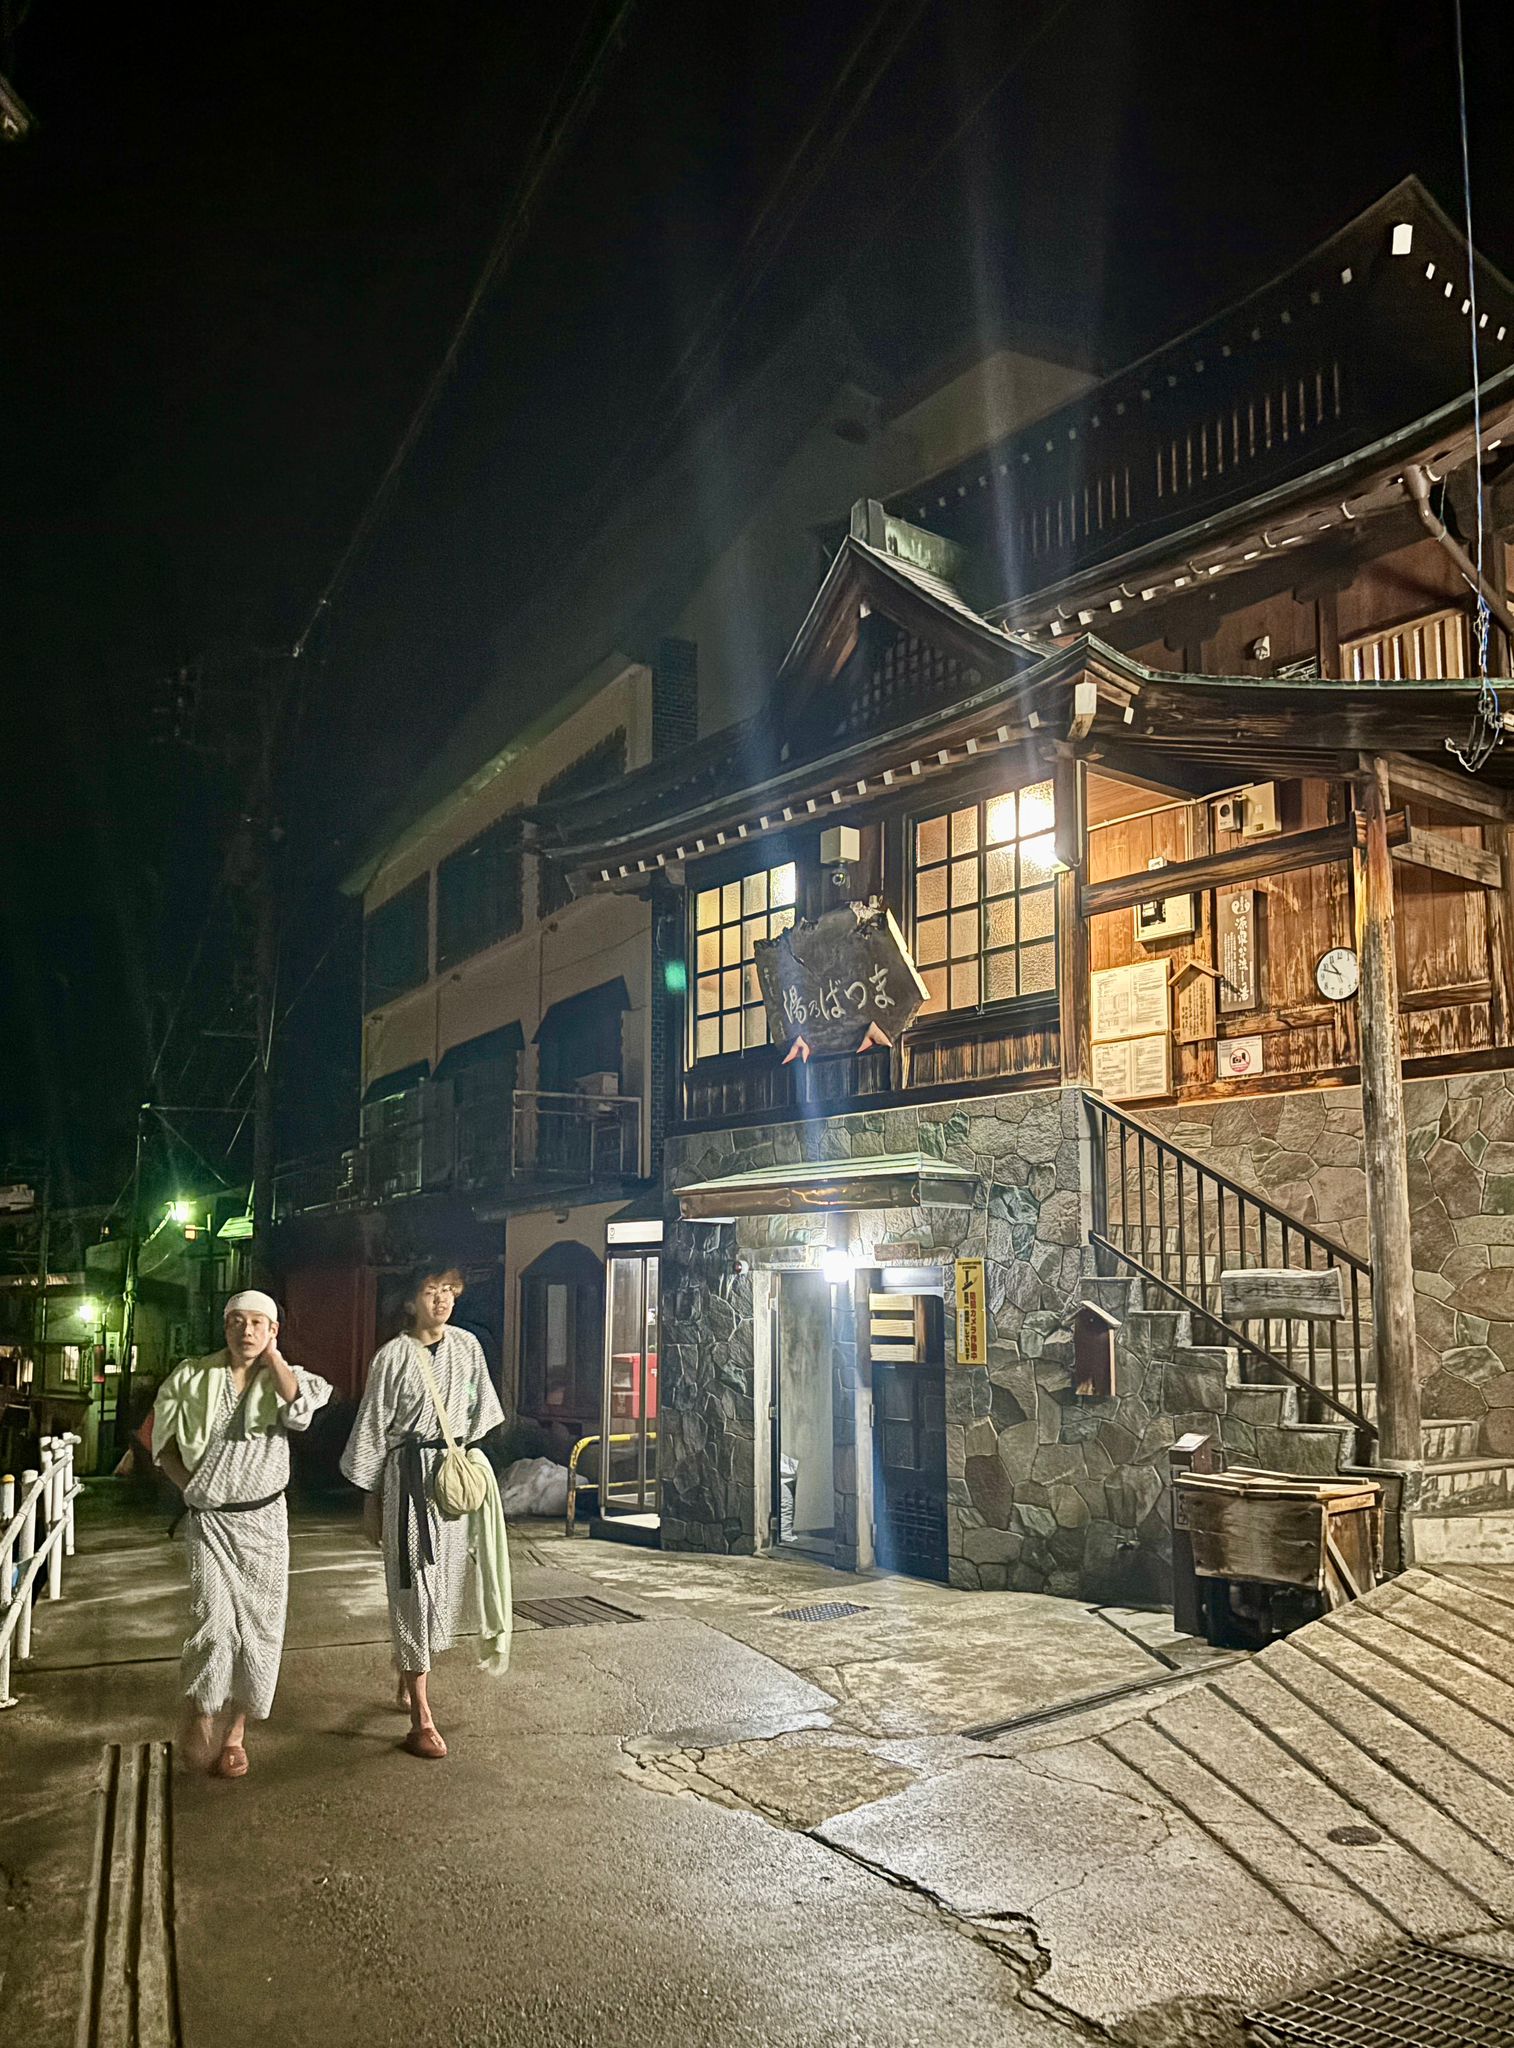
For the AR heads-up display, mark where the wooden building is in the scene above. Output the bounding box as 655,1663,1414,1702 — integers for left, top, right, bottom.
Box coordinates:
538,181,1514,1593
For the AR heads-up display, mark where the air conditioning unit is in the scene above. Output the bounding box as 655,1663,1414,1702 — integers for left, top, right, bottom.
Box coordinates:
575,1071,620,1098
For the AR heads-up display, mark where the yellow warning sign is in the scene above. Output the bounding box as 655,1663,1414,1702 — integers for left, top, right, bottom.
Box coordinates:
954,1257,988,1366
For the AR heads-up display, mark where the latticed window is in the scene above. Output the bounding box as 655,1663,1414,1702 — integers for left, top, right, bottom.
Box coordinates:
912,779,1057,1016
1341,607,1466,682
692,863,797,1058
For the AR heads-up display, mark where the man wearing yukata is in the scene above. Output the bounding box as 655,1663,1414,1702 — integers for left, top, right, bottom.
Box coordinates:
341,1261,509,1759
152,1290,332,1778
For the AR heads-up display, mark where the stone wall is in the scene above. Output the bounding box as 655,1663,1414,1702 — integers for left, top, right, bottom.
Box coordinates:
662,1087,1200,1599
1149,1070,1514,1456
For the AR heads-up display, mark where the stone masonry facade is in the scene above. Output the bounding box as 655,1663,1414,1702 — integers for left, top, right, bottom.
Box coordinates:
1149,1071,1514,1458
661,1086,1215,1601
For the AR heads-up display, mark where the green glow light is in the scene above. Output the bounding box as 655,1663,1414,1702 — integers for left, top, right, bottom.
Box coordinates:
77,1299,101,1326
169,1198,194,1224
663,959,688,996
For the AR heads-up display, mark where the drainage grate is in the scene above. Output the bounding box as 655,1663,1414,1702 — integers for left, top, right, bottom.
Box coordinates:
515,1596,643,1629
775,1602,870,1623
1246,1942,1514,2046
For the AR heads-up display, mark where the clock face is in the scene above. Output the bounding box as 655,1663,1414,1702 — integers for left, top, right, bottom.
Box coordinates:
1316,947,1360,1001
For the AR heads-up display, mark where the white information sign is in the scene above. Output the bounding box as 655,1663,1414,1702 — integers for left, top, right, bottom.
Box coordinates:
1090,1033,1172,1101
1090,959,1170,1044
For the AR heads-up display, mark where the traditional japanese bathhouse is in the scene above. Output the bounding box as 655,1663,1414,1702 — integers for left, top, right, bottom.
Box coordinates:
537,180,1514,1593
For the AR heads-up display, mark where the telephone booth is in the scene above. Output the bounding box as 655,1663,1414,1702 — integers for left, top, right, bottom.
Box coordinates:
597,1205,662,1542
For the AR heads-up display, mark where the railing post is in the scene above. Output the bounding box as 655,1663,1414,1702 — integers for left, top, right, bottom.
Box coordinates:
16,1469,38,1661
0,1471,14,1693
46,1443,64,1601
63,1435,77,1556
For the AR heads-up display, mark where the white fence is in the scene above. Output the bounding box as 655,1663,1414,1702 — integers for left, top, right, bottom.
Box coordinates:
0,1433,81,1709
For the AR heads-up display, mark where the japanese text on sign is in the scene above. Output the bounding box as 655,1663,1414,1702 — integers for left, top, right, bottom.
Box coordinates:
955,1258,988,1367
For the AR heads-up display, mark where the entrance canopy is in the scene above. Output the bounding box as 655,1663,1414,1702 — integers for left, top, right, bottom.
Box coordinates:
677,1153,977,1222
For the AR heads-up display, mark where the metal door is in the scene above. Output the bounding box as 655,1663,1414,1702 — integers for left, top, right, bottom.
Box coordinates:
872,1364,948,1582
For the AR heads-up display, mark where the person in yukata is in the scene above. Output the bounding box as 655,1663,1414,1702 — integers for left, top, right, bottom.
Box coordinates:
152,1290,333,1778
341,1261,506,1759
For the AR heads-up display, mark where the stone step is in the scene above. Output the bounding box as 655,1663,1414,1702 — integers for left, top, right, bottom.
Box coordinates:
1419,1457,1514,1516
1421,1419,1483,1462
1234,1421,1354,1477
1415,1511,1514,1565
1082,1274,1141,1315
1099,1716,1401,1954
1146,1683,1483,1939
1260,1634,1514,1893
1324,1603,1514,1737
1301,1613,1514,1793
1374,1573,1514,1686
1222,1384,1298,1427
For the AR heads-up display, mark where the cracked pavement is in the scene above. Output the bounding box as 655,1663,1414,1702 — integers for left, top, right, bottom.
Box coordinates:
11,1491,1504,2048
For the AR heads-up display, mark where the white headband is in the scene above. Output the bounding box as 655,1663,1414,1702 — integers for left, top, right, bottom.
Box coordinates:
225,1289,279,1323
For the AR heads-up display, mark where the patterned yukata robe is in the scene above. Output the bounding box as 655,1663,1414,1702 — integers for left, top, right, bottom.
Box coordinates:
153,1355,333,1720
340,1328,504,1673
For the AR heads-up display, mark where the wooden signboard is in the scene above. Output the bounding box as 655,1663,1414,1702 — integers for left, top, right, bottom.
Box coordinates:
1215,887,1259,1013
869,1291,930,1363
954,1258,988,1366
754,902,928,1059
1218,1267,1345,1323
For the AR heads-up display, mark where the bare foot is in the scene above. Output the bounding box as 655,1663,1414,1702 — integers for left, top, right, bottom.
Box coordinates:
213,1742,249,1779
403,1723,447,1759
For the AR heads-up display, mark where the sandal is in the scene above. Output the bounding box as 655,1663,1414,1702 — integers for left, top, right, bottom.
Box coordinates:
403,1724,448,1760
213,1743,249,1779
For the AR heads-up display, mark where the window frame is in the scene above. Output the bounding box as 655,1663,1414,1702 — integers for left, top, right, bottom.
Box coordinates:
907,775,1060,1022
363,875,430,1011
436,812,524,971
688,858,799,1062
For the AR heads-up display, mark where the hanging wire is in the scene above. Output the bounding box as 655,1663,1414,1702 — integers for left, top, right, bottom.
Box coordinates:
1448,0,1501,772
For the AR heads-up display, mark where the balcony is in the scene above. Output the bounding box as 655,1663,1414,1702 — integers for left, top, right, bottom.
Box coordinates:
272,1087,641,1221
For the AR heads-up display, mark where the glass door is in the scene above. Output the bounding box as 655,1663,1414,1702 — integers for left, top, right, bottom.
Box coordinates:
600,1252,659,1520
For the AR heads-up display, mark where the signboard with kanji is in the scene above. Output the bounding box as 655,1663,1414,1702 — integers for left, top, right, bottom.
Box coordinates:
754,902,928,1060
954,1258,988,1366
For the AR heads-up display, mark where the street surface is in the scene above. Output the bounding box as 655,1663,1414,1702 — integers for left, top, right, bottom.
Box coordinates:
5,1488,1514,2047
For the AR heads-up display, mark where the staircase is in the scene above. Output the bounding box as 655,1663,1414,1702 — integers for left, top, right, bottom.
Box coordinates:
1083,1093,1514,1561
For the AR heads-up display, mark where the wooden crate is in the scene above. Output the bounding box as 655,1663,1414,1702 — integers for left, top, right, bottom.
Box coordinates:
1173,1468,1381,1604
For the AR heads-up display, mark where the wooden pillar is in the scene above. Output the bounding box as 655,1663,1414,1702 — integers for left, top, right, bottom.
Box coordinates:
1055,751,1090,1083
1352,754,1421,1466
1486,822,1514,1049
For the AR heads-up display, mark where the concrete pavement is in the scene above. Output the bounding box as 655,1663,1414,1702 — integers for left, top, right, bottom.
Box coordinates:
6,1487,1514,2046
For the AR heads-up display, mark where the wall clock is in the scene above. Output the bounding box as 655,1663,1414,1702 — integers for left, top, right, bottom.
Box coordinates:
1315,947,1360,1001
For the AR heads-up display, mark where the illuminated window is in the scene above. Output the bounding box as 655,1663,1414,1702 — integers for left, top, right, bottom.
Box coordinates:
912,779,1058,1016
1341,608,1466,682
692,863,797,1058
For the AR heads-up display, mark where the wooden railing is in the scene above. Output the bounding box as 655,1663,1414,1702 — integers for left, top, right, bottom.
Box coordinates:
1083,1092,1375,1452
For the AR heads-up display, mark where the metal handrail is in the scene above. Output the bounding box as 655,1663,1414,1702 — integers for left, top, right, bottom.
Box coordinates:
564,1431,659,1537
1,1433,82,1708
1083,1092,1375,1452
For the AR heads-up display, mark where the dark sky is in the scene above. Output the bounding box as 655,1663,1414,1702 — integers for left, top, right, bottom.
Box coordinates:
3,0,1512,1204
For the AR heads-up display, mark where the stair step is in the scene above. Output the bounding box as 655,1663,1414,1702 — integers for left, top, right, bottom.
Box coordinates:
1239,1422,1353,1476
1223,1385,1299,1427
1260,1635,1514,1890
1100,1717,1399,1953
1419,1457,1514,1515
1296,1625,1514,1821
1414,1511,1514,1565
1420,1420,1483,1462
1147,1685,1481,1938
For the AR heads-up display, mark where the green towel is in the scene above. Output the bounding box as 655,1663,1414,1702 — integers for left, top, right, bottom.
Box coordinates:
152,1352,282,1474
466,1450,513,1674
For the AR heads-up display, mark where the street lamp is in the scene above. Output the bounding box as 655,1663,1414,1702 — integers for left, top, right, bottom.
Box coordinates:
77,1298,100,1326
169,1198,194,1225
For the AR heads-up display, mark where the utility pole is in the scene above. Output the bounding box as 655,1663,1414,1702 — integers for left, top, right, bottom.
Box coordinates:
245,663,284,1286
32,1150,51,1382
116,1104,147,1458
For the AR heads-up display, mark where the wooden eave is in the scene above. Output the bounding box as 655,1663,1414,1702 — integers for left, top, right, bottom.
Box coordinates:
776,534,1037,715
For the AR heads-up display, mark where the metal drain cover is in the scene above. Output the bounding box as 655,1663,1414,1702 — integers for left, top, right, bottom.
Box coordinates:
1246,1942,1514,2046
515,1596,642,1629
775,1601,870,1622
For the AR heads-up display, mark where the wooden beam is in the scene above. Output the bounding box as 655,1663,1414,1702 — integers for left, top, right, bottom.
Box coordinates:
1080,819,1385,920
1383,750,1514,824
1353,754,1421,1468
1391,822,1502,889
1078,738,1224,799
1488,822,1514,1046
1055,754,1090,1082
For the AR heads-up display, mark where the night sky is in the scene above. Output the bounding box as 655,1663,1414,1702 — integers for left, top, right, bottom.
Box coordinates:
3,0,1512,1207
